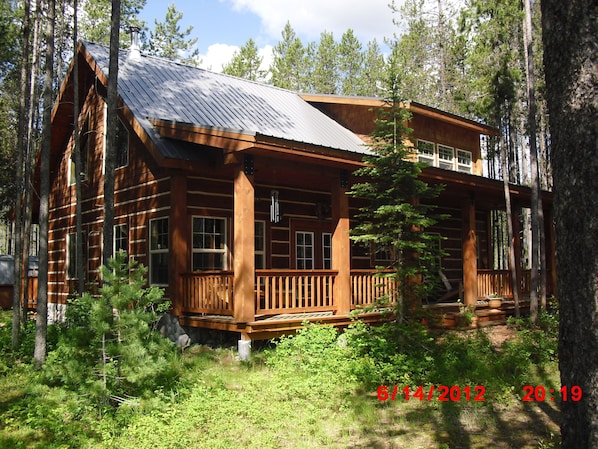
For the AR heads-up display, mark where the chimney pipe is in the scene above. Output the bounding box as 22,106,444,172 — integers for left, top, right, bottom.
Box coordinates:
128,26,141,61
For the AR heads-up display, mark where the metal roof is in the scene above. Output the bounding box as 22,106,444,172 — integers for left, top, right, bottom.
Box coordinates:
83,42,370,159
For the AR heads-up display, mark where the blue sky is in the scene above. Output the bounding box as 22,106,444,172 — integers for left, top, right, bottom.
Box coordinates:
138,0,399,71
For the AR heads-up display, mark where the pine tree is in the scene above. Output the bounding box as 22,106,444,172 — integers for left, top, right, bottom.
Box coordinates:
79,0,145,47
146,3,198,64
45,253,178,404
349,49,444,315
310,31,338,94
338,29,363,96
270,22,305,91
222,38,265,81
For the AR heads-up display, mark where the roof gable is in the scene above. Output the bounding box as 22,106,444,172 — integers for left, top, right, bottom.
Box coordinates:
82,42,369,158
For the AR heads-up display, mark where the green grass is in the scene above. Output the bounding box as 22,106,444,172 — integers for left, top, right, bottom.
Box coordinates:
0,310,561,448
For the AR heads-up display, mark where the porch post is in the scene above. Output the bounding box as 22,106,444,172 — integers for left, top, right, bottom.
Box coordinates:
233,156,255,324
170,171,188,316
332,173,351,315
462,193,478,306
511,202,523,299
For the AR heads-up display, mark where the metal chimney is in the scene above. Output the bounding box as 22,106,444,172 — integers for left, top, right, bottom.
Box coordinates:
128,26,141,61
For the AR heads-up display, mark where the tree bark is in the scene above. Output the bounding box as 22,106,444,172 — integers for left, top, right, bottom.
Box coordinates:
541,0,598,447
34,0,55,366
102,0,120,267
523,0,544,322
12,0,33,349
73,0,84,294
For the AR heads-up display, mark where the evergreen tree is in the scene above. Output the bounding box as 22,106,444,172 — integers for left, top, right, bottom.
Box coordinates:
361,39,386,97
79,0,145,46
45,253,179,404
270,22,305,91
349,49,444,314
146,3,198,64
222,38,265,81
541,0,597,445
310,31,338,94
338,29,363,96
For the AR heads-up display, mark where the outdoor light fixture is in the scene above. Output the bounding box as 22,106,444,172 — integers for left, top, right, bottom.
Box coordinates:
270,190,281,223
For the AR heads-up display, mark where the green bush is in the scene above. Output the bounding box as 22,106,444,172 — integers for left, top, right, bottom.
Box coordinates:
44,253,181,406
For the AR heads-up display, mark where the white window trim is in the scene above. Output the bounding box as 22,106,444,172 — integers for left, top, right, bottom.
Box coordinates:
149,217,169,286
113,223,128,256
438,144,455,170
416,139,436,166
457,149,473,173
296,231,314,269
255,220,266,269
191,216,228,271
322,232,332,269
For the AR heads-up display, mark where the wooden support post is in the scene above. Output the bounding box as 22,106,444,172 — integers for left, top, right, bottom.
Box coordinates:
170,172,188,316
233,158,255,324
332,175,351,315
462,194,478,306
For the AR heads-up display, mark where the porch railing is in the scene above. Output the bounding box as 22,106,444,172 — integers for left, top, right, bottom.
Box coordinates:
256,270,337,315
477,269,533,298
351,270,397,309
181,271,234,315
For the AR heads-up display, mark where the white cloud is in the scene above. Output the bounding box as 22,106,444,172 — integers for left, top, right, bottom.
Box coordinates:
198,43,239,72
227,0,397,45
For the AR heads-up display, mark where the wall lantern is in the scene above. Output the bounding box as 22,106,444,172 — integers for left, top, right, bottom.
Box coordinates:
270,190,281,223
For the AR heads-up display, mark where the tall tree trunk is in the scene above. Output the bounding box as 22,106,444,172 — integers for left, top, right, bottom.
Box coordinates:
34,0,55,366
500,129,520,317
102,0,120,267
523,0,543,322
541,0,597,447
21,0,42,327
12,0,32,349
73,0,84,294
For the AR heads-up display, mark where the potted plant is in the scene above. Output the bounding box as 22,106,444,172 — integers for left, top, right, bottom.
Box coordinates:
457,300,477,327
486,293,503,309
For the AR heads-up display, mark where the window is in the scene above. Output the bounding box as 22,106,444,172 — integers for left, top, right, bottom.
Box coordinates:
417,140,435,165
116,118,129,168
192,217,227,270
296,231,314,269
114,223,128,255
66,232,84,279
457,149,473,173
70,117,89,185
322,233,332,269
149,218,169,285
255,220,266,269
438,145,455,170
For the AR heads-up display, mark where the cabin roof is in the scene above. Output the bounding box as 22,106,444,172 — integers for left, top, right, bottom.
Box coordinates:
82,42,369,159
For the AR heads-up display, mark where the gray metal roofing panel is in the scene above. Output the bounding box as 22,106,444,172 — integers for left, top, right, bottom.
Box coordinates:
83,42,370,158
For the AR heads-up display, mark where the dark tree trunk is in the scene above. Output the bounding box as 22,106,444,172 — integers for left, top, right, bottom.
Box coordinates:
73,0,84,294
102,0,120,267
541,0,598,447
34,0,55,366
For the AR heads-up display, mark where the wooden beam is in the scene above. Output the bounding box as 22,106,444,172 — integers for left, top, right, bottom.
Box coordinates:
170,172,188,316
233,158,255,323
332,175,351,315
462,194,478,305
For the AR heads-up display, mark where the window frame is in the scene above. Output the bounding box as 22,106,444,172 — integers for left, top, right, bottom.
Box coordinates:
69,114,90,185
437,144,455,170
456,149,473,173
416,139,435,166
295,231,315,270
322,232,332,269
149,217,169,286
255,220,266,269
191,216,228,271
113,223,128,256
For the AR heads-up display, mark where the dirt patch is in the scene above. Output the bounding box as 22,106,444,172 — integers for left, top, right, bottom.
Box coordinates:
480,324,518,347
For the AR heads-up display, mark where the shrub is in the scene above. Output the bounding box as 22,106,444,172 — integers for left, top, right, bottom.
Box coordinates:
44,253,181,406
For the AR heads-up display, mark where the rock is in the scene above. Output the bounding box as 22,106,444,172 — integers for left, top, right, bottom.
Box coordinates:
158,314,190,350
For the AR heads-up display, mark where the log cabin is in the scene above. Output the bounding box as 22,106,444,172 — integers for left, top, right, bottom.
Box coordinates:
42,39,555,345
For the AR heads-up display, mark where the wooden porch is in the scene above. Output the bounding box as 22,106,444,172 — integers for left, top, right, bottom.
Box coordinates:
177,268,535,338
